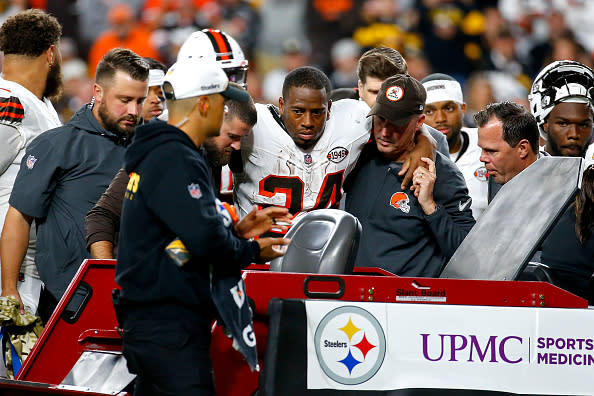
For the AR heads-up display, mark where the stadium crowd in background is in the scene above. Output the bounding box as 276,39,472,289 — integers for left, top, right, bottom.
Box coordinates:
0,0,591,118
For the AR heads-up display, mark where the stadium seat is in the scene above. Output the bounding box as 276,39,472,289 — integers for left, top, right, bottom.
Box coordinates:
269,209,361,275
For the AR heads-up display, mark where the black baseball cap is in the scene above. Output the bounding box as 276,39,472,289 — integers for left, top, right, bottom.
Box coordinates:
367,74,426,126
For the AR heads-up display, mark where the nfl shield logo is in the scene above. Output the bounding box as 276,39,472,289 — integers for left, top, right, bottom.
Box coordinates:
26,155,37,170
304,153,312,165
187,183,202,199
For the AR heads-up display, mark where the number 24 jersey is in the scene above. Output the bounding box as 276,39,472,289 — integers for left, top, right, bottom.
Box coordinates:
233,99,371,219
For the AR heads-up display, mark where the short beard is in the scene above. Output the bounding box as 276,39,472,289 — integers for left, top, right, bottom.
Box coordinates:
43,61,64,102
447,127,462,149
545,126,589,157
97,100,139,137
203,138,232,167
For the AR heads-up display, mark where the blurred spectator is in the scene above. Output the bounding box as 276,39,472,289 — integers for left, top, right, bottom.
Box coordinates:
255,0,306,76
329,38,361,89
405,50,432,82
481,26,531,89
53,38,93,122
305,0,363,74
416,1,477,81
352,0,408,51
54,59,93,123
261,38,310,104
463,71,495,127
46,0,81,56
553,0,594,56
199,0,260,60
87,3,161,76
76,0,145,58
0,0,27,26
143,0,203,64
526,10,572,77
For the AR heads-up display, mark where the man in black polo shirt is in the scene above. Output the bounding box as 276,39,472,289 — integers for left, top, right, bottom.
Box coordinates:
1,48,149,322
345,75,475,277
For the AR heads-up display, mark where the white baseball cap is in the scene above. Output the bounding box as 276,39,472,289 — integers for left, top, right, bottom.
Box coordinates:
162,60,249,102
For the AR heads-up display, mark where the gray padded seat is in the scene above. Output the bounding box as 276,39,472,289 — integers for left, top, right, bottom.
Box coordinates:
269,209,361,275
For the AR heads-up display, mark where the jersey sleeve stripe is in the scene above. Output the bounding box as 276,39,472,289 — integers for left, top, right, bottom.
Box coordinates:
0,96,25,124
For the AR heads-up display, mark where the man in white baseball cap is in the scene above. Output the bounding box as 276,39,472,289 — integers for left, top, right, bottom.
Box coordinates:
422,73,488,219
115,59,289,395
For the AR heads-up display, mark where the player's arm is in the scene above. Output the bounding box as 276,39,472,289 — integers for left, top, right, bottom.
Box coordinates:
0,205,33,311
86,168,129,258
0,124,23,174
399,126,437,189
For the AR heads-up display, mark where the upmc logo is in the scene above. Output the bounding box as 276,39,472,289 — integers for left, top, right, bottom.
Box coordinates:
421,334,524,364
314,306,386,385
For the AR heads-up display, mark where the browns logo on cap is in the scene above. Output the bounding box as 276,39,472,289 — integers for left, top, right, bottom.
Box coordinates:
368,74,426,126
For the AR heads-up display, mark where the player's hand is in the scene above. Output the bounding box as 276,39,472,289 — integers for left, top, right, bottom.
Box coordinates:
1,288,25,315
400,130,436,189
256,237,291,262
411,157,438,215
234,206,292,239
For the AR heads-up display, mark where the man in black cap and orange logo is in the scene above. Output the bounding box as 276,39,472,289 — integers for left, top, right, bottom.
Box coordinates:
344,74,475,277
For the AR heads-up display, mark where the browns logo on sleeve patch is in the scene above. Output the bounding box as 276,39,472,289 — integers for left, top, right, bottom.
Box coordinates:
0,96,24,125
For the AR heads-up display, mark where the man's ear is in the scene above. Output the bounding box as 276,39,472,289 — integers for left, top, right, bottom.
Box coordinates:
326,99,332,120
46,45,54,66
278,96,285,114
93,83,103,104
417,114,426,129
197,96,209,116
516,138,532,159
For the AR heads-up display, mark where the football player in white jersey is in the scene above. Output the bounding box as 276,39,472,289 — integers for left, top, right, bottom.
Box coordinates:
233,66,436,228
0,10,63,314
422,73,488,219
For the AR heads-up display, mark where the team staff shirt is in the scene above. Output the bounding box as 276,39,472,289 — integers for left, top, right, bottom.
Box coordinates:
9,104,126,300
345,150,476,277
450,127,488,219
116,122,259,308
0,78,61,276
234,99,372,221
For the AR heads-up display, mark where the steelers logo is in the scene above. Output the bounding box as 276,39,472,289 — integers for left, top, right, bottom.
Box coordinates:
314,306,386,385
385,86,404,102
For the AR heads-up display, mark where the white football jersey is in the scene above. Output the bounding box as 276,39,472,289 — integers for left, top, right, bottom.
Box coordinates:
0,78,62,277
234,100,371,220
451,127,488,219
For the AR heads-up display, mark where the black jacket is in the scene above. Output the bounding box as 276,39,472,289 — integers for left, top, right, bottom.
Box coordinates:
116,121,259,309
10,104,128,300
345,142,475,276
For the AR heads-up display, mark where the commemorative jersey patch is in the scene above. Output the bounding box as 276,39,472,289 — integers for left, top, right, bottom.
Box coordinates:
188,183,202,199
327,147,349,163
474,166,488,181
26,155,37,169
390,192,410,213
0,96,24,125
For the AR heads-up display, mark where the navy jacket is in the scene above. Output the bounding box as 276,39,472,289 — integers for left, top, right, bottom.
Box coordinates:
345,143,475,277
10,104,127,300
116,121,259,310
